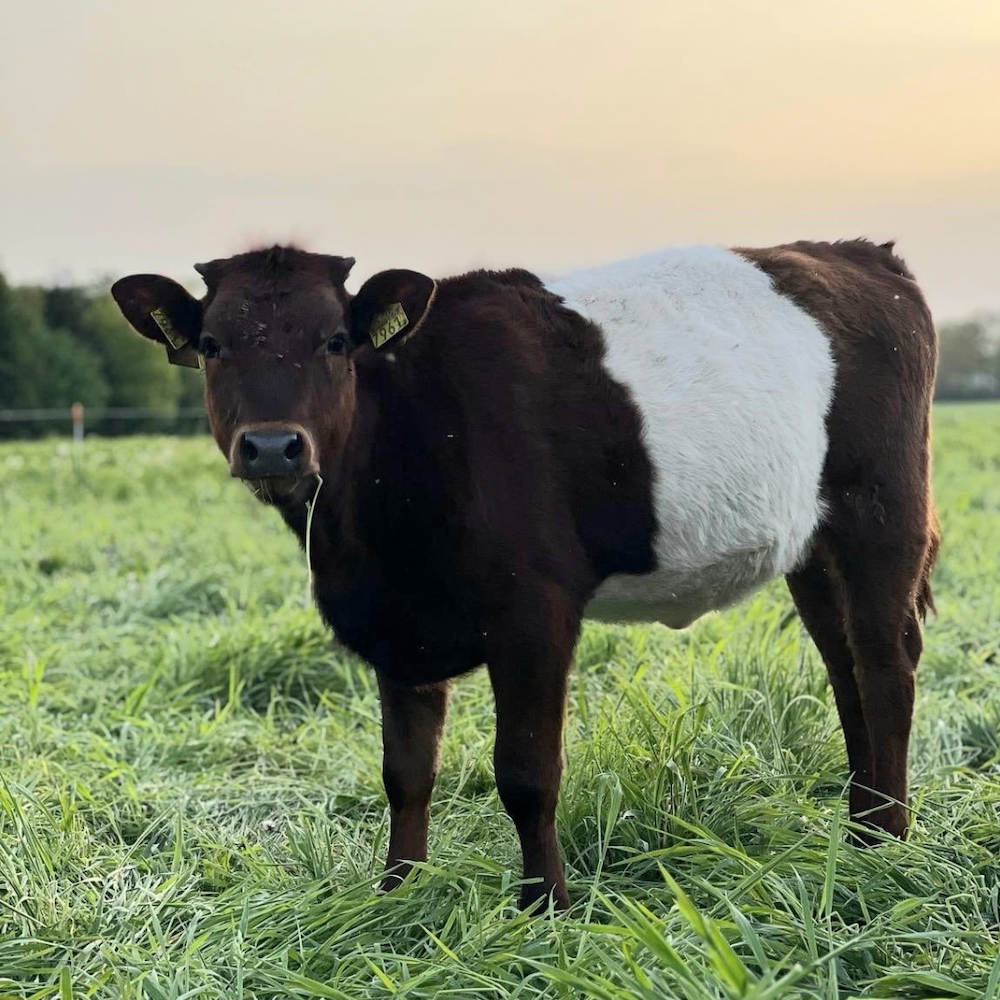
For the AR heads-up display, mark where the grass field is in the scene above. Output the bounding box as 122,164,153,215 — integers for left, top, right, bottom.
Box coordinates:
1,403,999,998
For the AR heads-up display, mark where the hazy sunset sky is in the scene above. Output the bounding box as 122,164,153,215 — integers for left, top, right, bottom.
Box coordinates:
2,0,998,317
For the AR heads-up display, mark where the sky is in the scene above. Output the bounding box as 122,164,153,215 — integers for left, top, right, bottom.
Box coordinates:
2,0,998,319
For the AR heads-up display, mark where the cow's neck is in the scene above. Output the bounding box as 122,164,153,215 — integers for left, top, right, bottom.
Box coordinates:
303,349,458,571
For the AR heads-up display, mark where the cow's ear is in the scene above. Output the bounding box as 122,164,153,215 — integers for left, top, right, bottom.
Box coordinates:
325,255,356,285
110,274,203,368
349,269,437,350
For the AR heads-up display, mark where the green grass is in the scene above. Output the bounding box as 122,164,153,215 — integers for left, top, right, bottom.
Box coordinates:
1,403,999,998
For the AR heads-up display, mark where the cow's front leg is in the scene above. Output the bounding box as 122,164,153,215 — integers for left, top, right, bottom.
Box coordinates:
377,673,449,890
487,589,578,910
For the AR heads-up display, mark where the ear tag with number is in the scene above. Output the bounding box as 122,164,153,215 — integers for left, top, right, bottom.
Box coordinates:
369,302,409,349
151,307,186,348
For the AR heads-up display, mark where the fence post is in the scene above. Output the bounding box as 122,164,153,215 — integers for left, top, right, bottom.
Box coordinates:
71,402,84,444
71,402,84,473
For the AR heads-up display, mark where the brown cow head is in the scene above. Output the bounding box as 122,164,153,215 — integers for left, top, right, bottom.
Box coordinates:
111,246,356,504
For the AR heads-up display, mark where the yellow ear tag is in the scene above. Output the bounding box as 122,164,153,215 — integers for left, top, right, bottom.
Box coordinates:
151,307,187,349
369,302,409,349
151,308,202,369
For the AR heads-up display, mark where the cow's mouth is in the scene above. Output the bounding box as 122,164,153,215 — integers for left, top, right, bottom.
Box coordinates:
243,474,315,506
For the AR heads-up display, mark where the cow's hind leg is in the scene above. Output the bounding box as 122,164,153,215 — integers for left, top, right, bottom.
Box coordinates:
787,545,874,825
821,485,935,841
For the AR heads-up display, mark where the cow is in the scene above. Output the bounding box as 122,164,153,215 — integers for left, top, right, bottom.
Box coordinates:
111,239,939,910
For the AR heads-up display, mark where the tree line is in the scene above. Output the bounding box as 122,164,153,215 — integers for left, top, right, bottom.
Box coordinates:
1,268,998,437
0,270,204,437
935,313,1000,400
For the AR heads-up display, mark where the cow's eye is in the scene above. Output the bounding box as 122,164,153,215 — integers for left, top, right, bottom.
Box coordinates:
326,331,347,355
200,336,222,359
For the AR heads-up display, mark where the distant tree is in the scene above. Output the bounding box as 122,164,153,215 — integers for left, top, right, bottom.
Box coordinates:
936,316,1000,400
42,284,92,337
0,274,109,418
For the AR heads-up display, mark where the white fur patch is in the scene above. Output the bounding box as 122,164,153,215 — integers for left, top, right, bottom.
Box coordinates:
545,246,835,628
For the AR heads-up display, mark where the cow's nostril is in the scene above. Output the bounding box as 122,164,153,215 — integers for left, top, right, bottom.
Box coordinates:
241,436,259,463
236,429,306,479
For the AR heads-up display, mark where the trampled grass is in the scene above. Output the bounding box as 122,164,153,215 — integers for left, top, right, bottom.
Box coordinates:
1,403,998,998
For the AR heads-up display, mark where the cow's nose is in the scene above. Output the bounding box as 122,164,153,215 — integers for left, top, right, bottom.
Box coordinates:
238,429,304,479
